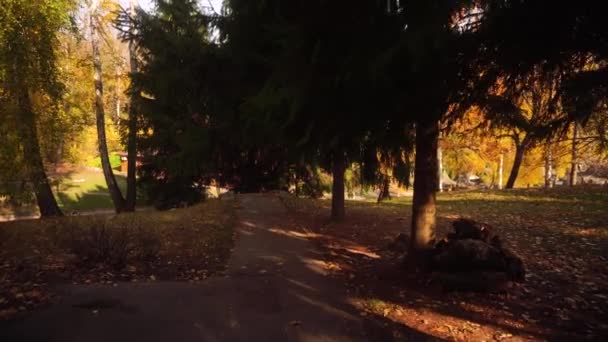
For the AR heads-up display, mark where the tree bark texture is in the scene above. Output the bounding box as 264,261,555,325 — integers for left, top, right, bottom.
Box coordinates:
544,145,553,188
90,6,126,212
569,123,579,186
506,140,528,189
498,153,504,190
377,176,391,203
409,119,439,258
437,146,443,192
16,88,63,217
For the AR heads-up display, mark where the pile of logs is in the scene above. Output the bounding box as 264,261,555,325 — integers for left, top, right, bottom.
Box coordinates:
429,218,525,291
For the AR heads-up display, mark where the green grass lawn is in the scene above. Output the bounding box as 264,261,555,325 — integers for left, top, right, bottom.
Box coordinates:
85,153,122,170
382,186,608,239
54,169,130,212
1,169,141,218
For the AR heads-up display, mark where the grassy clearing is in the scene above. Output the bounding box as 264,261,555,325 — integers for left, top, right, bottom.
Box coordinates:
85,153,122,170
282,186,608,340
0,199,236,319
1,169,145,219
55,169,130,212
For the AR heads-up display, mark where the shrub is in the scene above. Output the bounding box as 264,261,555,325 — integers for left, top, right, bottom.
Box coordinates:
134,226,162,261
299,167,331,198
86,153,122,170
142,178,204,210
63,216,161,269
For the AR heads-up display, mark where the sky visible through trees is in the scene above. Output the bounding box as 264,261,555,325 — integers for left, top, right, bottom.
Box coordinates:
120,0,222,12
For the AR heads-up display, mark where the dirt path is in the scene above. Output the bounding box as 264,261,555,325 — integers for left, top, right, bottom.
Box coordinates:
0,194,435,341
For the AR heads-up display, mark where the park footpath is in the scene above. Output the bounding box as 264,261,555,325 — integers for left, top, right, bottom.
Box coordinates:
1,194,437,342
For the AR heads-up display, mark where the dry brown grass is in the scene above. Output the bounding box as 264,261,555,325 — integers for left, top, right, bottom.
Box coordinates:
0,199,236,319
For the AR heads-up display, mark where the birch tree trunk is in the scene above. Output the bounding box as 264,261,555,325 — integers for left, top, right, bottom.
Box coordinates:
90,0,126,212
498,153,504,190
437,146,443,192
544,144,553,188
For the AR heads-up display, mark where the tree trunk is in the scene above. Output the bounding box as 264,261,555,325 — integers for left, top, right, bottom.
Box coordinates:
377,176,391,203
437,146,443,192
498,153,504,190
569,123,579,186
294,172,299,197
124,0,139,211
409,119,439,260
544,144,553,188
115,69,121,125
90,5,126,212
125,97,137,211
16,88,63,217
506,142,527,189
331,151,346,220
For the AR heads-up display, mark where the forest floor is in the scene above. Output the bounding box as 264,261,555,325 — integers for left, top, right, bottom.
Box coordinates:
0,199,235,320
1,188,607,341
280,186,608,341
1,193,424,341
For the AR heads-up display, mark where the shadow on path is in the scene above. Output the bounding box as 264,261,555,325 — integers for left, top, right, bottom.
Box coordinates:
0,193,440,341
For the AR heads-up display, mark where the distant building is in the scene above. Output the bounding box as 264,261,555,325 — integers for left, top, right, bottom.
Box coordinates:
116,152,144,173
579,164,608,185
454,173,482,187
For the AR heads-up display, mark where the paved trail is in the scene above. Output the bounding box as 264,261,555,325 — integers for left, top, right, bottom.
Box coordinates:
1,194,430,341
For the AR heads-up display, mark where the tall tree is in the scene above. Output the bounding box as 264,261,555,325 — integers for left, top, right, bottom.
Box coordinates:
509,72,561,189
410,119,440,258
498,153,504,189
544,142,554,188
124,0,236,208
236,0,403,220
569,122,580,186
382,0,477,260
124,0,139,211
330,151,346,220
474,1,608,135
89,0,126,212
476,68,564,189
0,0,75,217
14,86,63,217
